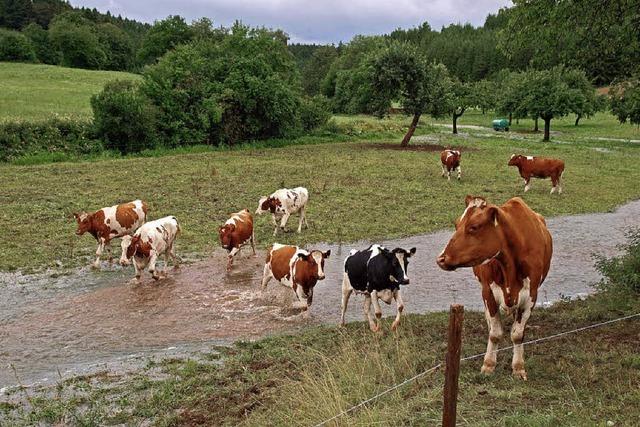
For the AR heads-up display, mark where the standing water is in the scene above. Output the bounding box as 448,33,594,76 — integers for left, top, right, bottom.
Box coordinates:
1,200,639,387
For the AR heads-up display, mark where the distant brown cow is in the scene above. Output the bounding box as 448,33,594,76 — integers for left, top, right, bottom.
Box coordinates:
508,154,565,194
440,149,461,181
219,209,256,271
261,244,330,311
74,200,147,269
437,195,552,380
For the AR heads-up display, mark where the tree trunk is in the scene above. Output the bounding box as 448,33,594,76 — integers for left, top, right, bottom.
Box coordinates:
534,116,539,132
508,112,512,126
401,113,421,146
543,117,551,142
452,109,465,135
575,114,581,126
482,108,485,115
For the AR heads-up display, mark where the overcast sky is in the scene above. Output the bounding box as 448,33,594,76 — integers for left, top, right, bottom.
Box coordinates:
69,0,512,44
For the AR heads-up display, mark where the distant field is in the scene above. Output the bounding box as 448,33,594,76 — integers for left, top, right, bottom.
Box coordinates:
0,62,140,122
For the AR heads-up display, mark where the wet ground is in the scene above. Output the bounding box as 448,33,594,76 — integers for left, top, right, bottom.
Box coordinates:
1,199,639,388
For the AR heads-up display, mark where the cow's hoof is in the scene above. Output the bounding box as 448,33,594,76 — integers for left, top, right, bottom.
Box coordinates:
513,368,527,380
480,363,496,375
91,263,100,270
391,321,400,331
151,274,159,281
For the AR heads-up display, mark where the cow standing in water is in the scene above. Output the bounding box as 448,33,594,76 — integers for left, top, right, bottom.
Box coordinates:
219,209,256,271
440,149,462,181
437,195,552,380
255,187,309,236
341,245,416,332
120,216,181,283
74,200,147,269
508,154,565,194
261,244,330,312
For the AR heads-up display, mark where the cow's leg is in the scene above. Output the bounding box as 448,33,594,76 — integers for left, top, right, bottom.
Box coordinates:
371,291,383,332
457,165,462,180
441,164,446,177
280,212,291,233
105,240,113,264
391,289,405,331
302,207,309,228
363,294,378,332
447,168,451,181
297,208,305,233
226,247,240,271
511,295,534,380
148,251,160,281
558,171,563,194
340,273,353,327
523,177,531,192
250,231,257,256
93,238,106,269
132,258,142,284
169,245,180,270
294,284,309,310
260,263,272,289
271,214,279,236
481,293,503,375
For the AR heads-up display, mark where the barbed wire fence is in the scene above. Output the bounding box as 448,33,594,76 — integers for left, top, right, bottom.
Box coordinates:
313,310,640,427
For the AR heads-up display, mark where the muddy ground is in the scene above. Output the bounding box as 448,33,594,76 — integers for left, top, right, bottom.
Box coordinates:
1,199,639,388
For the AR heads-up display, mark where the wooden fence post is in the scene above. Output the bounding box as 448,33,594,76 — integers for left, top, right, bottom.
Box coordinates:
442,304,464,427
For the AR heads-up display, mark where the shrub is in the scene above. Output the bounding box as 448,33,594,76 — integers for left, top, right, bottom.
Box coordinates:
0,118,101,161
596,228,640,294
91,80,158,154
299,96,332,131
21,23,61,64
49,12,107,69
0,28,36,61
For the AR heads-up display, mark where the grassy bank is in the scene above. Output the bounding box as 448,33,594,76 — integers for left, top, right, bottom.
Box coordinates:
2,289,639,425
0,62,140,122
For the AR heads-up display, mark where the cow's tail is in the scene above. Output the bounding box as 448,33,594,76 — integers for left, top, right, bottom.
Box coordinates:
173,216,181,236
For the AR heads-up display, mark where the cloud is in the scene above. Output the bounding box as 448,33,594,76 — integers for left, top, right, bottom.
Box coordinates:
69,0,512,44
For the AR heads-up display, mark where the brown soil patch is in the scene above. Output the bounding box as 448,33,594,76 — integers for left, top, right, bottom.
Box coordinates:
357,143,478,152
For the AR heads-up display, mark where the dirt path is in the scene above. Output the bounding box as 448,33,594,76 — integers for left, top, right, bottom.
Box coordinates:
1,199,639,388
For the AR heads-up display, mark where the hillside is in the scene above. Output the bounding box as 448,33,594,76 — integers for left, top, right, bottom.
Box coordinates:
0,62,140,121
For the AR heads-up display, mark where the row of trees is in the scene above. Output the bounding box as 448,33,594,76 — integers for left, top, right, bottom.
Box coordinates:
91,23,330,154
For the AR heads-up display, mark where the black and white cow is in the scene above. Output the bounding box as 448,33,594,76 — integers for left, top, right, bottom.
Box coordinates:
341,244,416,332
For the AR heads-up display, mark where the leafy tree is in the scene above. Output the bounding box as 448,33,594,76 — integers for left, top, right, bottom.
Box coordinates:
370,42,452,145
22,22,60,64
301,46,338,95
96,23,134,70
562,68,598,126
91,80,158,153
49,12,106,69
449,80,476,134
31,0,71,28
0,28,36,61
495,70,525,126
0,0,33,30
610,79,640,126
138,15,193,64
473,79,498,114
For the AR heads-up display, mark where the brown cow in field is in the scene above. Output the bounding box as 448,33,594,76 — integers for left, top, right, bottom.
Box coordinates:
74,199,147,269
437,195,552,380
440,149,462,180
219,209,256,271
508,154,565,194
261,244,330,312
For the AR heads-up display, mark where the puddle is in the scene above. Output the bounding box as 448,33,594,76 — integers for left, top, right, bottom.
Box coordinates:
1,200,639,387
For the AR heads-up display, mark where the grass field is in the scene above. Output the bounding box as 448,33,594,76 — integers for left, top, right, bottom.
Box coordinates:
1,113,639,272
0,62,140,122
3,289,639,425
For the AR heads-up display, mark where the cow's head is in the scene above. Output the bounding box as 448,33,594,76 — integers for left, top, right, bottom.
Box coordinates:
508,154,524,167
120,235,133,265
376,247,410,285
296,249,331,281
73,212,92,235
124,234,146,261
218,223,235,251
437,195,503,271
256,196,279,215
391,247,417,285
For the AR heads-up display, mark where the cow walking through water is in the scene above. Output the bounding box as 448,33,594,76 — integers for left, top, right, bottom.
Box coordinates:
74,200,147,269
508,154,565,194
219,209,256,271
255,187,309,236
436,195,552,380
440,149,462,181
261,243,330,312
341,245,416,332
121,216,181,283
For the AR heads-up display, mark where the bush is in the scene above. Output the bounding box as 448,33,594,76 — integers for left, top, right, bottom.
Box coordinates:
0,118,101,161
91,80,158,154
299,96,332,131
596,228,640,294
21,23,61,64
0,28,36,61
49,12,107,69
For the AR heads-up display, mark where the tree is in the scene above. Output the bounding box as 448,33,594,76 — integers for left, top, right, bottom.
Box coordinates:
473,80,498,114
137,15,193,64
370,42,452,146
495,70,527,126
301,46,338,95
49,12,106,69
610,78,640,126
449,80,476,134
21,22,60,64
0,0,33,30
0,28,36,61
96,23,134,70
562,68,598,126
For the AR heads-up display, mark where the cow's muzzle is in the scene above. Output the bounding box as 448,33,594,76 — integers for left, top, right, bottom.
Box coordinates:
436,254,457,271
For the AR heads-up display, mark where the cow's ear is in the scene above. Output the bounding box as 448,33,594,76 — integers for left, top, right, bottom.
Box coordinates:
323,250,331,258
488,207,499,227
409,247,417,256
298,253,311,261
464,195,474,207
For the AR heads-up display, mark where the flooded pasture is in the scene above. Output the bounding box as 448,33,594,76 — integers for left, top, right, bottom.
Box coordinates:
1,199,639,387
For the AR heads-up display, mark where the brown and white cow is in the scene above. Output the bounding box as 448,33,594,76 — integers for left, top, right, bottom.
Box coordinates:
508,154,565,194
74,199,147,269
440,149,462,181
219,209,256,271
261,243,330,311
436,195,552,380
255,187,309,236
120,216,181,283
